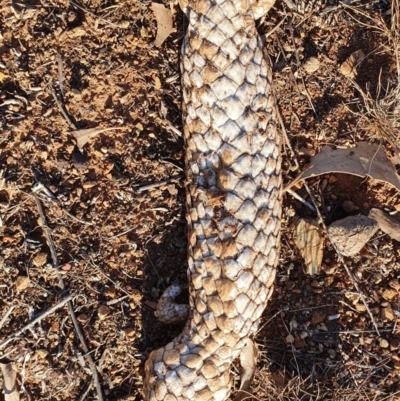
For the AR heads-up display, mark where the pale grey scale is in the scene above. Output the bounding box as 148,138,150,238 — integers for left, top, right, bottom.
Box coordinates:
144,0,279,400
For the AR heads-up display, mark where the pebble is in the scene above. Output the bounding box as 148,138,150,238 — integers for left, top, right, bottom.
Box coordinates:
381,306,395,321
16,276,29,291
342,200,355,213
390,338,400,351
379,338,389,348
303,57,320,73
382,289,398,301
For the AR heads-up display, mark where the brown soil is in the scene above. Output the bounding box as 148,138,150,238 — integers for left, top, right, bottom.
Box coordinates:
0,0,399,400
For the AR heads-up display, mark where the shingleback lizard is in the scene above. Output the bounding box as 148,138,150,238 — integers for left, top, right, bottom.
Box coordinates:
144,0,281,399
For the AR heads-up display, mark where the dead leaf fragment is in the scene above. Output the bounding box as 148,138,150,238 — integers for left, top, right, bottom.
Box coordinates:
72,127,127,149
287,142,400,192
0,362,20,401
340,50,365,78
293,218,323,275
151,2,173,47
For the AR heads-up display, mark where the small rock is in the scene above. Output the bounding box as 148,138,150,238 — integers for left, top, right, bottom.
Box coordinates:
286,334,294,344
311,312,324,326
303,57,320,74
82,181,98,189
316,323,328,331
36,349,49,359
32,252,47,267
131,288,143,304
382,288,398,301
379,338,389,348
342,200,355,213
373,273,383,284
98,305,110,320
390,337,400,351
16,276,29,291
328,215,379,257
310,280,320,288
77,314,89,324
294,336,305,349
124,327,136,338
355,303,366,312
381,306,395,321
389,279,400,291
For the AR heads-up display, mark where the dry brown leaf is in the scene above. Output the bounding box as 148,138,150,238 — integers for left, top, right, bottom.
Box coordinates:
0,362,20,401
233,338,258,401
72,127,127,149
293,218,323,275
151,2,173,47
340,50,365,78
286,142,400,192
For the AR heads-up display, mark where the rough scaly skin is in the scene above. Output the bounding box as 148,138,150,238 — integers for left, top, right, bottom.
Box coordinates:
144,0,280,399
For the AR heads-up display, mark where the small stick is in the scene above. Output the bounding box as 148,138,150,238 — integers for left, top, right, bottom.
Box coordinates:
34,195,104,401
135,177,182,192
51,91,76,129
0,305,15,330
286,188,316,211
106,295,129,306
0,296,72,349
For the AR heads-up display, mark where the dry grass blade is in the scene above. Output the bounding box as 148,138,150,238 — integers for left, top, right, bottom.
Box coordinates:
342,1,400,149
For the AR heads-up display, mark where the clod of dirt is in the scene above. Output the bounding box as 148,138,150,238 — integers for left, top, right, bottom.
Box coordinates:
327,215,379,256
303,57,320,74
369,208,400,242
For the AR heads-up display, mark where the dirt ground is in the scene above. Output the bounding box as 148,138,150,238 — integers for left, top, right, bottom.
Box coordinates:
0,0,400,400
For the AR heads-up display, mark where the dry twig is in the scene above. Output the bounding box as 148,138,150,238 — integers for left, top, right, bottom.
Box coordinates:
33,195,104,401
0,296,72,349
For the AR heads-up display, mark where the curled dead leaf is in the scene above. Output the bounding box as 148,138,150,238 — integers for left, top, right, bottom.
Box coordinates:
286,142,400,192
